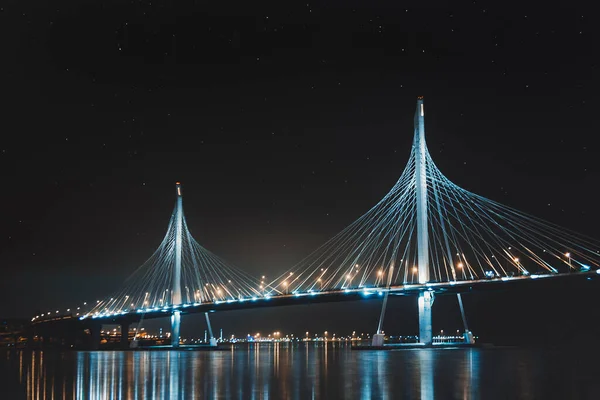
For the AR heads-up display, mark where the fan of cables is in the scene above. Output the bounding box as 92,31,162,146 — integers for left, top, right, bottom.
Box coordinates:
267,111,600,295
89,202,262,317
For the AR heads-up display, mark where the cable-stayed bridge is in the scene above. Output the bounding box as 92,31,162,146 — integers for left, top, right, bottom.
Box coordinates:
30,98,600,349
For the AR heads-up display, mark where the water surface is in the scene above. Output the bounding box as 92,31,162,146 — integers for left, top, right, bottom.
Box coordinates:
1,343,598,399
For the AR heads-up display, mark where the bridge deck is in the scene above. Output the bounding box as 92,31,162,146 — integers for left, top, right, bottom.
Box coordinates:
30,270,596,326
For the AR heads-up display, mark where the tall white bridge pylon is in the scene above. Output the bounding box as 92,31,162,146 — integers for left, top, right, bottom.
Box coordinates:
268,97,600,344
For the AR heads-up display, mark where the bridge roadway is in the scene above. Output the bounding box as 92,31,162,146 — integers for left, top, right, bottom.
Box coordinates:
41,269,595,327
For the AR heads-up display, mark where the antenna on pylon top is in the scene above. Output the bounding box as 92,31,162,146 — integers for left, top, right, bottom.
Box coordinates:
417,95,424,99
176,182,182,196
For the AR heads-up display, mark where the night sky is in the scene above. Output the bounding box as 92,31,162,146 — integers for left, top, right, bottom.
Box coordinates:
1,1,598,342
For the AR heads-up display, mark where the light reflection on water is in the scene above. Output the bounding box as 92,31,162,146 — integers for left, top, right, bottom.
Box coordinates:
1,343,599,399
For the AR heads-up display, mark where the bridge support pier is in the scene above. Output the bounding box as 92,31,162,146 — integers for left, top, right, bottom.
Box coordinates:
456,293,475,344
418,291,434,345
205,312,217,347
171,311,181,348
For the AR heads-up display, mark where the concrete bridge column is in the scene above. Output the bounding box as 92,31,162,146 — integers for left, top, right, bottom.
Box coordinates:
418,291,434,345
204,312,217,347
171,311,181,348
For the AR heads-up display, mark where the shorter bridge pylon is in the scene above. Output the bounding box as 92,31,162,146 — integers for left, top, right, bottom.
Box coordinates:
85,181,262,349
171,182,184,348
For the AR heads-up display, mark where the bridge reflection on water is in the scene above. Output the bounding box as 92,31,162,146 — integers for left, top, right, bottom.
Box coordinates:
5,343,598,399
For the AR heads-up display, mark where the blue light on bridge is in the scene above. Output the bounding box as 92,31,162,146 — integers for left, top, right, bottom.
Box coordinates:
580,264,591,271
